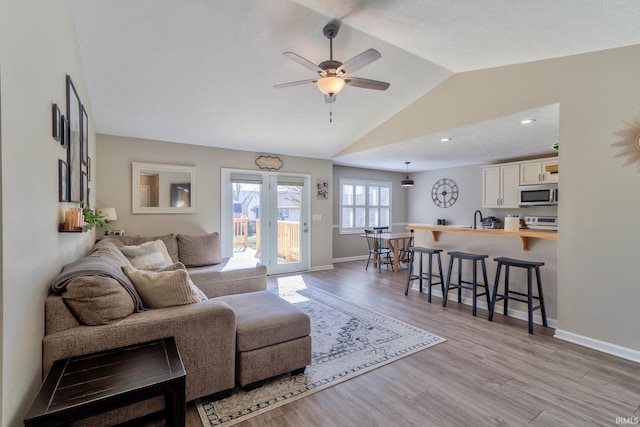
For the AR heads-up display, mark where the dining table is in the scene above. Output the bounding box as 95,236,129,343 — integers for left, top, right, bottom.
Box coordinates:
360,231,413,273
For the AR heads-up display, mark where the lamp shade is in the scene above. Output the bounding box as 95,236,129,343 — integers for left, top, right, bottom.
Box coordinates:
99,207,117,221
400,178,415,188
317,77,346,95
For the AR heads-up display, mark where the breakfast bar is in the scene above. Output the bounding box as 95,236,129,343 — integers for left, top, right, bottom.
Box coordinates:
405,223,558,323
405,224,557,251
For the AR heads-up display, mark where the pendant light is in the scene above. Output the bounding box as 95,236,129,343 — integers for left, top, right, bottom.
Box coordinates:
401,161,415,188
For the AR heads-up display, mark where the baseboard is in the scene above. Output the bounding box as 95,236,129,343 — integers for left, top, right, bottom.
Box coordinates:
332,255,368,263
411,285,558,328
310,264,334,272
554,329,640,363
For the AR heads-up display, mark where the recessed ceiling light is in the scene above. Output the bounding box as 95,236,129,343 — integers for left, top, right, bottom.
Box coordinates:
520,119,536,124
440,137,452,142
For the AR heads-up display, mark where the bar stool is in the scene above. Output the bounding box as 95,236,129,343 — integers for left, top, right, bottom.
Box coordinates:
489,257,547,334
404,247,444,302
443,251,490,317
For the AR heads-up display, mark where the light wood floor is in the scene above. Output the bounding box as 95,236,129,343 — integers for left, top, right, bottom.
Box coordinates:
142,260,640,427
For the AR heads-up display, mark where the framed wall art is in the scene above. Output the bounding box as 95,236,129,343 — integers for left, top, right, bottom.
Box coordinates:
81,171,89,204
60,115,68,148
66,75,82,202
52,103,61,141
81,105,89,165
58,159,69,202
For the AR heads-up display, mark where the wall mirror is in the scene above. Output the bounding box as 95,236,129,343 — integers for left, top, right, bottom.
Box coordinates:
132,162,197,214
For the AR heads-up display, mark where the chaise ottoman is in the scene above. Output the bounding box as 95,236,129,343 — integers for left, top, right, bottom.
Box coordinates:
215,290,311,389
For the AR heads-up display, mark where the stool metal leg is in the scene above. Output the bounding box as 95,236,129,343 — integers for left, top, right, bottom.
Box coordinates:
427,252,433,302
443,256,454,307
418,254,424,293
457,257,463,303
437,253,444,297
481,259,490,309
404,250,413,295
536,266,548,327
489,261,502,321
503,265,510,315
471,259,478,316
527,267,534,334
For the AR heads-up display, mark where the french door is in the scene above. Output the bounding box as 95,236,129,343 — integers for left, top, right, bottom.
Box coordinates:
221,169,310,275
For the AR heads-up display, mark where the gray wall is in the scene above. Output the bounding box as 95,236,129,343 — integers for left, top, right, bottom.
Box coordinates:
332,165,409,260
0,2,98,425
96,134,334,270
341,44,640,355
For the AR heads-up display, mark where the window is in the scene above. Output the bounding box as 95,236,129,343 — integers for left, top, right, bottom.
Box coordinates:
340,179,391,233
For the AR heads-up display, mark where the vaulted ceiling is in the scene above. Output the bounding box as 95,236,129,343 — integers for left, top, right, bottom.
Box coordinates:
72,0,640,171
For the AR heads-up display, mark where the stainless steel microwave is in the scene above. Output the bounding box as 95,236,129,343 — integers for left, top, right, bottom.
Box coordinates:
518,184,558,206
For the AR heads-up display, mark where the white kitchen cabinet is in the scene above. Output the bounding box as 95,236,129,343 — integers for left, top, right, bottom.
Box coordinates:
519,158,559,185
482,163,520,208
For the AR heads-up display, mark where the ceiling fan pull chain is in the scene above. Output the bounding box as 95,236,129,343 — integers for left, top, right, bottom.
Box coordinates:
329,103,333,123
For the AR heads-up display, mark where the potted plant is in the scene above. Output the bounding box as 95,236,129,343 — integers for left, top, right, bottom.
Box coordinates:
81,206,111,233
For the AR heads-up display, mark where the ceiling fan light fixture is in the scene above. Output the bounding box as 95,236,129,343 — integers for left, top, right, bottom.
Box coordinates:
317,76,346,95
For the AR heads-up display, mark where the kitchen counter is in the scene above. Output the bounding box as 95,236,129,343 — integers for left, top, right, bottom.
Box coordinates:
406,224,557,251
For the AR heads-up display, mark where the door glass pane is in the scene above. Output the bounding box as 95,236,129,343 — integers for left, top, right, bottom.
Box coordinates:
231,182,261,261
277,184,302,265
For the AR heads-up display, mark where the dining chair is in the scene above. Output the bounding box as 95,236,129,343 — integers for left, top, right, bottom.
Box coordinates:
398,229,414,267
364,229,394,272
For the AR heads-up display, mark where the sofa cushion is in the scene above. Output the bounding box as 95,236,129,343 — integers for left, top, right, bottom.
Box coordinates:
62,276,135,325
123,265,203,308
177,232,222,267
120,240,173,269
108,234,179,263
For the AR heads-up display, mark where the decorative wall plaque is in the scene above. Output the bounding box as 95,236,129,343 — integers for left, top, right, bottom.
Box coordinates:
255,155,283,171
612,113,640,171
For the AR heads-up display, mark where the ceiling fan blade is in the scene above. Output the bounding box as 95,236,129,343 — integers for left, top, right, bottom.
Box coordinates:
283,52,323,73
337,49,381,75
324,94,337,104
344,77,390,91
273,79,317,89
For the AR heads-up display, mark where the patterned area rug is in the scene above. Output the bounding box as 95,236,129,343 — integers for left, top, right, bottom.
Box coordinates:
196,277,445,426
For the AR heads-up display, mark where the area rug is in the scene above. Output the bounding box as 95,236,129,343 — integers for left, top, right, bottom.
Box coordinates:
196,278,445,426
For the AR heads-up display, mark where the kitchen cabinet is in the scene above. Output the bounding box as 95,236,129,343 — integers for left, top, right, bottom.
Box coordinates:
482,163,520,208
520,158,559,185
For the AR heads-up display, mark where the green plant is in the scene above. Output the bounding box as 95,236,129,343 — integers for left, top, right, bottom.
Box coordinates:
82,206,111,233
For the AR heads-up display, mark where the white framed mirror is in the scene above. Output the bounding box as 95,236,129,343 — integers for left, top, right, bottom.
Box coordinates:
132,162,197,214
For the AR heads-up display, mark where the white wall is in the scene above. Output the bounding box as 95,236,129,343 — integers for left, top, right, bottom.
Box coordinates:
0,1,97,425
342,45,640,355
96,134,334,270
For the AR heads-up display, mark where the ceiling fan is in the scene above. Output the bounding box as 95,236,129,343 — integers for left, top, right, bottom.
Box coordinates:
274,22,390,104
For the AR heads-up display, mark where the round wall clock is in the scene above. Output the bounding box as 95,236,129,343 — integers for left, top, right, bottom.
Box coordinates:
431,178,459,208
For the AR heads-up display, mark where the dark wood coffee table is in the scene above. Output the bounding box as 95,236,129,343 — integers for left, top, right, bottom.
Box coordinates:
24,337,186,427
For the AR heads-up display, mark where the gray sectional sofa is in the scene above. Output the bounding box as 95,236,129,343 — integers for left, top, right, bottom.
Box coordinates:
44,233,274,426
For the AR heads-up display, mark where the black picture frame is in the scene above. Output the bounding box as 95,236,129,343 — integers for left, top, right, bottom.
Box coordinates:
81,105,88,166
60,115,68,148
66,75,82,202
81,170,89,204
87,157,91,182
59,159,69,202
52,103,61,141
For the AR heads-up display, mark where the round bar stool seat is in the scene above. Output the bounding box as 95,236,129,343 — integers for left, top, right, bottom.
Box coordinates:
404,247,444,303
489,257,547,334
443,251,490,317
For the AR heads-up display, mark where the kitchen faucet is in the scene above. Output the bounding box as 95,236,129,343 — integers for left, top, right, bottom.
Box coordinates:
473,210,483,229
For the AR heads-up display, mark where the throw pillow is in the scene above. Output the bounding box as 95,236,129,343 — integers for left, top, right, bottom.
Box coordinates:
108,234,179,263
144,262,208,301
177,232,222,267
119,240,173,269
62,276,135,325
122,265,203,308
